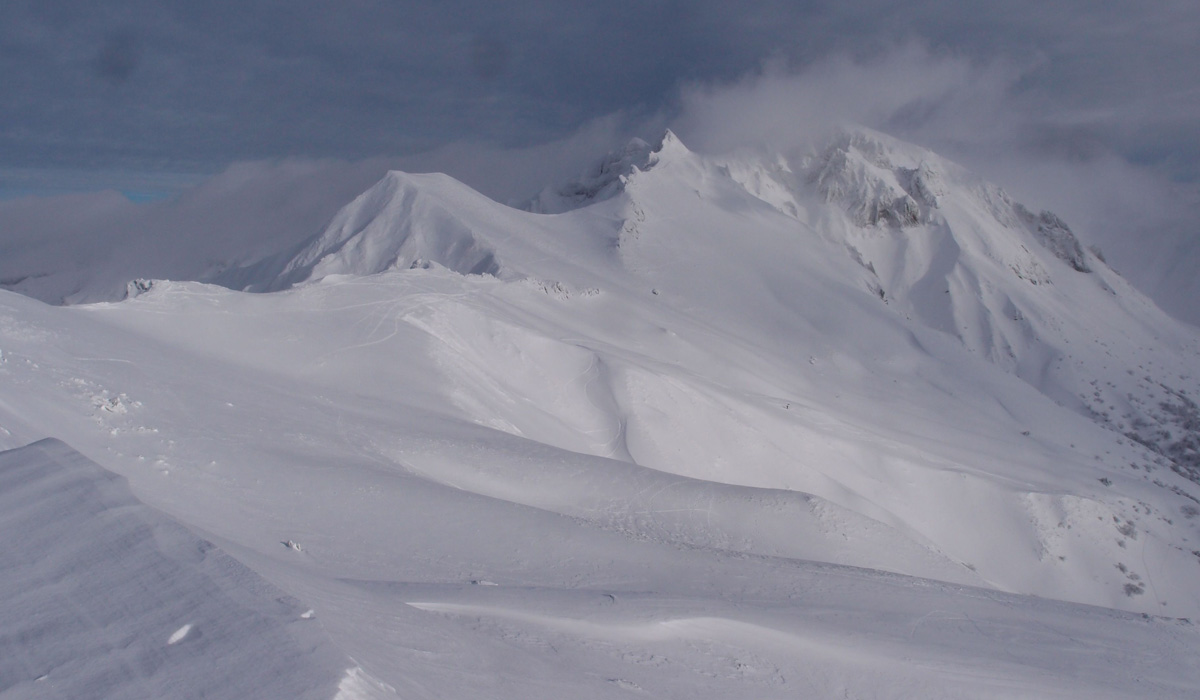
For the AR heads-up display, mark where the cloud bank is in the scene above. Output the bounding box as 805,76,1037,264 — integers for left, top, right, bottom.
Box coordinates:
3,1,1198,181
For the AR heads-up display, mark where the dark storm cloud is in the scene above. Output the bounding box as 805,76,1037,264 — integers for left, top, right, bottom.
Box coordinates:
470,35,510,82
2,0,1198,184
93,29,139,84
0,0,701,169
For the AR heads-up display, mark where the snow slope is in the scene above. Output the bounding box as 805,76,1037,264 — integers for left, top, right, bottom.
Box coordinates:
3,282,1200,697
718,129,1200,480
1,129,1200,697
0,439,351,699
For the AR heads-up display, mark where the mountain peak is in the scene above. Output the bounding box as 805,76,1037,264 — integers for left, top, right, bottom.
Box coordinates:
791,127,1094,274
654,128,690,160
211,169,514,292
526,130,696,214
800,127,948,228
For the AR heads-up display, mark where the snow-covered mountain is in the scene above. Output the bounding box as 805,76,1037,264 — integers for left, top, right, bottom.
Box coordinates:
227,127,1200,496
2,129,1199,698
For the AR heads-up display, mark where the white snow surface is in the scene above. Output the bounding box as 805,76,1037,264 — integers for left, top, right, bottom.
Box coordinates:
2,128,1200,697
0,439,351,699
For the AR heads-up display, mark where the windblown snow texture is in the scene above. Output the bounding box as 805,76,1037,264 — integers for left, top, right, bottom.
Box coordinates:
0,439,348,700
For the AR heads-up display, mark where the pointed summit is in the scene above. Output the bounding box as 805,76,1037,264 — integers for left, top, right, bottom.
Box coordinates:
652,129,692,162
525,130,699,214
214,170,515,291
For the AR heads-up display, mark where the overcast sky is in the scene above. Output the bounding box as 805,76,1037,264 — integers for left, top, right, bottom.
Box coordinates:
3,1,1198,179
2,1,1199,322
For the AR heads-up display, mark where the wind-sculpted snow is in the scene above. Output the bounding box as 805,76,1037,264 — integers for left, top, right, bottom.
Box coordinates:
2,128,1200,696
0,439,349,700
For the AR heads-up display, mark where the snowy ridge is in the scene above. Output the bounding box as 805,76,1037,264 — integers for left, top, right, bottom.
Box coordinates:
215,171,512,291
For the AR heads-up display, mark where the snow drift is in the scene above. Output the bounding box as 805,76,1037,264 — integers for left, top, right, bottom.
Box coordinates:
0,439,350,699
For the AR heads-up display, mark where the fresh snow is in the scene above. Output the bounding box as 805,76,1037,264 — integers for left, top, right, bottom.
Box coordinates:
1,128,1199,697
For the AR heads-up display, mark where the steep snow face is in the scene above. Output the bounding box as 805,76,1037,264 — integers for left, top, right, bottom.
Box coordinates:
701,128,1200,486
808,131,938,228
798,129,1088,279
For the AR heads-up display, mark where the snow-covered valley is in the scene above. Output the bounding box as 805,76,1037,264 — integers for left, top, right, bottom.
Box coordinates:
2,129,1199,698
